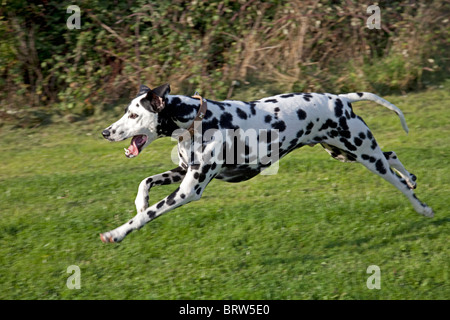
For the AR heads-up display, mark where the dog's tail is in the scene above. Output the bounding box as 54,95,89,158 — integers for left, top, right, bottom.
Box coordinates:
339,92,409,134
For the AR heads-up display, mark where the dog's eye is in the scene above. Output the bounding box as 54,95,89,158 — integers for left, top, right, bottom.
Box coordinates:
129,113,139,119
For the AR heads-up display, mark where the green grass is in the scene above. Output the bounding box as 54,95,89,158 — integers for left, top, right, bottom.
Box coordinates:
0,87,449,300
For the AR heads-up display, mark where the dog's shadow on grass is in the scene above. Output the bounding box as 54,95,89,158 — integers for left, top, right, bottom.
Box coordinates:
323,217,449,250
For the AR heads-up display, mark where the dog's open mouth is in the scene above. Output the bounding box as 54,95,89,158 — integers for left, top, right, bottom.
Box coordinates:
124,135,148,158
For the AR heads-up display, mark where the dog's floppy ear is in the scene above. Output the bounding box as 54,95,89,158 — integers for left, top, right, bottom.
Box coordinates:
152,83,171,98
140,83,171,113
137,85,151,97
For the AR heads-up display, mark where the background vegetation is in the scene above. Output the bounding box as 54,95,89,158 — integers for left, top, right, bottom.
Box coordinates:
0,0,448,126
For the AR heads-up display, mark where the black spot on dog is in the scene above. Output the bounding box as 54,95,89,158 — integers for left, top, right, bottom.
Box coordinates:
357,92,364,97
170,97,198,117
346,152,357,162
312,136,326,144
156,200,165,209
339,138,357,151
204,109,213,120
359,132,366,140
375,159,387,174
202,118,219,132
328,130,339,138
249,102,257,115
236,108,247,120
297,109,307,120
305,121,314,135
354,137,363,146
272,120,286,132
347,102,356,118
296,130,304,138
214,101,231,110
166,187,179,206
345,110,351,119
361,154,377,163
371,139,378,150
339,129,351,139
319,119,338,131
303,94,313,102
219,112,238,129
265,99,278,103
147,210,156,219
339,117,349,130
288,138,299,149
198,173,206,183
281,93,294,98
264,115,272,123
334,99,344,117
202,164,212,174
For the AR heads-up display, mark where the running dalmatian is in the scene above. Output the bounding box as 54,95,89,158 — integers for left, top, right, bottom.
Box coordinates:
100,83,433,243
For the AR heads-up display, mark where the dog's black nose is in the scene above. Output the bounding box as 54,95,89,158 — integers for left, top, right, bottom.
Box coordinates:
102,129,111,138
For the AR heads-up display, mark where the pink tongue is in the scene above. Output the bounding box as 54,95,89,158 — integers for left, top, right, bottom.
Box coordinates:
127,140,139,156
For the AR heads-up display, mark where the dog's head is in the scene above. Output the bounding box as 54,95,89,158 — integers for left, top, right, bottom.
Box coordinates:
102,84,170,158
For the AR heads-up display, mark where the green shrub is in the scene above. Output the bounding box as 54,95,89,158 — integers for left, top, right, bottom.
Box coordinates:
0,0,448,125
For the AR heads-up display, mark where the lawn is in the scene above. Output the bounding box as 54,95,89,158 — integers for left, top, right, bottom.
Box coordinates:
0,86,448,300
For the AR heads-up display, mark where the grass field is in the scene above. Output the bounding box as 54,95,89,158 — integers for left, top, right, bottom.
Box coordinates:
0,86,448,300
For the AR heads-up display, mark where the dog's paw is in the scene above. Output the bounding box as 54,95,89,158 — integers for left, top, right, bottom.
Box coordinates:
100,231,121,243
418,205,434,218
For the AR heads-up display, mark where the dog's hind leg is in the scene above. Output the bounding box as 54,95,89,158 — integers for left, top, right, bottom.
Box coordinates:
323,113,432,217
135,166,186,214
355,143,433,217
383,151,417,189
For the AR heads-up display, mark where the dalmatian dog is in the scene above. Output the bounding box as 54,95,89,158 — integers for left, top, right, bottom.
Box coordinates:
100,83,433,243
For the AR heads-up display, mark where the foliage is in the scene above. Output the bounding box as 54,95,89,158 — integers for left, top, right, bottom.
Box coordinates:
0,0,448,124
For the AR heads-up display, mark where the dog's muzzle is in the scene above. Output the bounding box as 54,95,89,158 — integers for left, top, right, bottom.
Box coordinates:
102,129,111,139
102,128,148,158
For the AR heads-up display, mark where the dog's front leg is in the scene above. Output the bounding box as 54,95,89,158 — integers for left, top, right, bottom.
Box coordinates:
100,163,220,243
135,166,186,213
